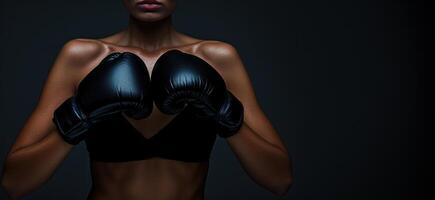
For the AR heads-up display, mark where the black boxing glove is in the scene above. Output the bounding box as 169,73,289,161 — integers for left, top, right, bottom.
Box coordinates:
52,52,152,145
151,49,243,138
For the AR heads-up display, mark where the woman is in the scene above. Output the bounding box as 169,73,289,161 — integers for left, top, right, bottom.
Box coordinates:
1,0,293,199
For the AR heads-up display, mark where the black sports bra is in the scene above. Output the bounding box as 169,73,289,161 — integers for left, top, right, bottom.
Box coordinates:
84,105,217,162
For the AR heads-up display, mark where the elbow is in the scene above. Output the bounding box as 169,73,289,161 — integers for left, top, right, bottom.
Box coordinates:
1,172,26,200
271,174,293,197
264,155,294,197
272,159,294,197
1,175,13,199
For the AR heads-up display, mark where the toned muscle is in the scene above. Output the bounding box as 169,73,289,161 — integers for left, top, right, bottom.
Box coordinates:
66,37,290,199
1,38,105,199
1,1,292,199
2,34,291,200
68,38,223,200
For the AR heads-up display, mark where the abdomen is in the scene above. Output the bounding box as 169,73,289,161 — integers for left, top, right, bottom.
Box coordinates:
88,158,209,200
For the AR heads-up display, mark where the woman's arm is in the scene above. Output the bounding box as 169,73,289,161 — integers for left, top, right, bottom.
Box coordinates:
0,39,102,199
200,41,293,196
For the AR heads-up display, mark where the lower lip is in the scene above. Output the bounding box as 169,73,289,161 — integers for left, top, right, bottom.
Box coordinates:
137,3,162,11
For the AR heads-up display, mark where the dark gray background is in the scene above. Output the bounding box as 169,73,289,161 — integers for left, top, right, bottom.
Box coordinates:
0,0,433,199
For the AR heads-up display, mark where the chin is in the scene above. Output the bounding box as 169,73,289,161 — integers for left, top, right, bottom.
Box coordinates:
134,12,169,22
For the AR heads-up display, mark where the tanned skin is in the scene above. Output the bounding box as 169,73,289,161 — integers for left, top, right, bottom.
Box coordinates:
1,0,293,199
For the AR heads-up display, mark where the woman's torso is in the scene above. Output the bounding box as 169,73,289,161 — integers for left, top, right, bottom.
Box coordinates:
72,33,221,200
88,159,209,200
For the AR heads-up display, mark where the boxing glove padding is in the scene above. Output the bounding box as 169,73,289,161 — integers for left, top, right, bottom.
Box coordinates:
215,91,244,137
151,49,244,138
52,96,91,145
53,52,153,145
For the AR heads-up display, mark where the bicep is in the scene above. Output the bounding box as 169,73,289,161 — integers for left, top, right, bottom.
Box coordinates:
218,45,287,152
9,42,78,153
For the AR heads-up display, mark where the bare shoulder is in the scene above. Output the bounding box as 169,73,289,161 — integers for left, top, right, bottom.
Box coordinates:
56,38,106,68
196,40,243,70
195,40,247,88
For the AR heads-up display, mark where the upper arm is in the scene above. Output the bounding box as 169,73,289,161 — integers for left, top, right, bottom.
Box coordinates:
9,39,102,154
201,41,287,152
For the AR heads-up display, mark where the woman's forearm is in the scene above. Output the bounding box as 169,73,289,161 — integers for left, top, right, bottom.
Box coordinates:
1,130,73,199
227,123,293,196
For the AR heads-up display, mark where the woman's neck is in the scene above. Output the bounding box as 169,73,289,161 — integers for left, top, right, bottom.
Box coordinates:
121,14,178,52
